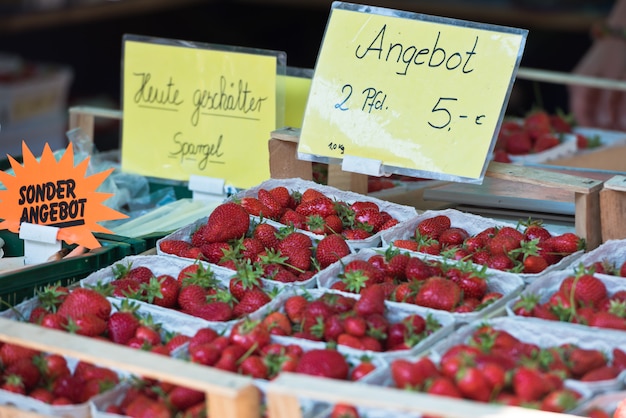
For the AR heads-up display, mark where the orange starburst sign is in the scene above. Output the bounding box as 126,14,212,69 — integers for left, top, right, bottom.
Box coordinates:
0,141,128,249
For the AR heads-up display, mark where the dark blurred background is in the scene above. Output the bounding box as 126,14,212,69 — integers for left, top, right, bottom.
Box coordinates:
0,0,614,153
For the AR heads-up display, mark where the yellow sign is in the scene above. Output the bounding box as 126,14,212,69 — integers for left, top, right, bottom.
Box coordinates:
283,69,313,128
0,142,128,249
121,36,283,189
298,3,527,181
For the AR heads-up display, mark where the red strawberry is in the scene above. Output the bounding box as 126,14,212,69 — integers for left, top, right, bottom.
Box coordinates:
296,195,336,218
279,209,307,229
533,132,560,152
178,284,208,311
258,188,284,219
416,215,451,240
239,355,269,379
253,222,280,250
566,347,606,377
523,255,548,274
229,319,270,353
295,349,349,380
393,239,418,252
202,202,250,243
330,404,359,418
540,388,580,413
511,366,550,402
572,273,607,307
438,227,469,247
233,288,271,316
342,228,373,241
159,239,192,257
57,288,111,321
355,284,386,316
240,196,271,217
145,275,181,308
277,231,312,272
268,186,292,209
284,295,308,323
455,366,492,402
414,276,461,311
167,385,205,412
589,311,626,330
545,233,585,255
316,234,351,268
190,301,233,322
524,110,552,139
504,131,532,155
580,365,620,382
70,313,107,337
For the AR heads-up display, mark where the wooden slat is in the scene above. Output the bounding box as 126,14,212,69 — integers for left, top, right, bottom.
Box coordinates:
266,373,579,418
0,318,260,418
0,405,55,418
485,161,603,194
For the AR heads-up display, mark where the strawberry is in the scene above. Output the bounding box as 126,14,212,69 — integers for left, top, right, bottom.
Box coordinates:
580,365,620,381
284,295,308,323
589,311,626,330
296,195,336,218
523,255,548,274
533,132,560,153
572,272,607,307
540,388,580,413
549,114,573,133
511,366,550,402
143,274,181,308
405,256,434,281
233,288,271,316
159,239,192,257
68,313,107,337
416,215,451,240
295,349,349,380
487,233,520,256
197,241,229,264
178,284,208,311
566,347,606,377
240,196,271,217
1,375,26,394
229,260,264,300
524,110,552,139
504,131,532,155
253,222,280,250
355,284,386,316
544,232,585,255
587,408,611,418
229,319,271,353
393,239,418,251
6,357,41,390
202,202,250,243
457,274,487,301
523,220,552,242
315,234,351,268
438,227,469,247
189,301,233,322
427,376,462,398
455,366,492,402
268,186,292,208
258,188,284,219
279,209,307,229
57,287,111,321
277,231,312,272
342,227,373,240
167,385,205,412
330,404,359,418
414,276,461,311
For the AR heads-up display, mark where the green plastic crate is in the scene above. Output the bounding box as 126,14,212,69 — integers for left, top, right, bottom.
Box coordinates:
0,230,127,311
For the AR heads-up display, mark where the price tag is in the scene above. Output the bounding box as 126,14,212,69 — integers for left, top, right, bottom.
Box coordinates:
121,35,286,189
0,142,128,249
298,2,527,182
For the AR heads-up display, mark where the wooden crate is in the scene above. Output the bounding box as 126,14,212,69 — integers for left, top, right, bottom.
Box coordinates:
0,317,260,418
